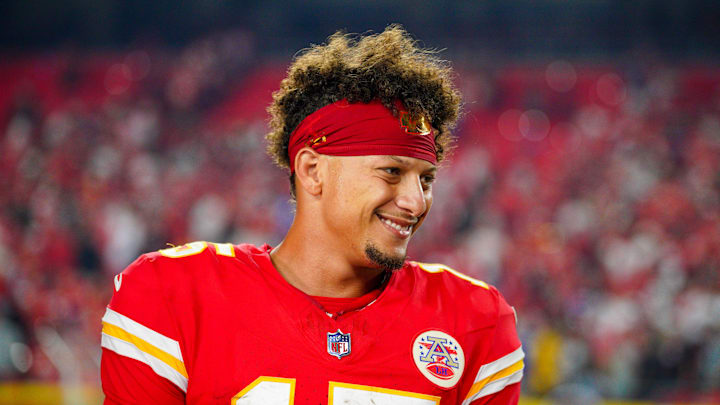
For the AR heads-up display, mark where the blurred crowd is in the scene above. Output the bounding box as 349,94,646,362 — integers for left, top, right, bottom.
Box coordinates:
0,33,719,403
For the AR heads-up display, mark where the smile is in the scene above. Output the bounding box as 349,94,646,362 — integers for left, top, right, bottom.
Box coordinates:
376,214,412,238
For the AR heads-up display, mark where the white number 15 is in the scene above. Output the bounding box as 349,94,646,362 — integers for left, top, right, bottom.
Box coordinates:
232,377,440,405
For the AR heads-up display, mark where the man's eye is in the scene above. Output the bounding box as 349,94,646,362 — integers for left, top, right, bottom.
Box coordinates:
382,167,400,175
422,175,436,185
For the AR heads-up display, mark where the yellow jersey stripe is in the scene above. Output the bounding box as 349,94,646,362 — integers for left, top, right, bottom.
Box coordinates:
464,359,524,401
102,307,184,361
465,369,523,404
474,346,524,383
413,262,489,289
462,369,523,404
101,333,188,392
102,321,188,379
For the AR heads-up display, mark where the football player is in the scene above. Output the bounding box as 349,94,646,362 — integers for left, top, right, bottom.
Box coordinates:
101,25,524,404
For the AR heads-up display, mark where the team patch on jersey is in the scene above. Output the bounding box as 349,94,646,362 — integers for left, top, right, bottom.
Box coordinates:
412,330,465,388
327,329,351,359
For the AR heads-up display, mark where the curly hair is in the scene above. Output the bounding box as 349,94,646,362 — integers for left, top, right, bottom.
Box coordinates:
266,24,462,197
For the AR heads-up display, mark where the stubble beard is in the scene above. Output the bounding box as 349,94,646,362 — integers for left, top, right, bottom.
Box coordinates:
364,242,406,271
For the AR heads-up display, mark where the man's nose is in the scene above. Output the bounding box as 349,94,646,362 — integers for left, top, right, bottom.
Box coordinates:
395,175,427,218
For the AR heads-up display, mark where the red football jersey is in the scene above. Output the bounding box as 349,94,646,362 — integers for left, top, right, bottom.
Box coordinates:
101,242,524,404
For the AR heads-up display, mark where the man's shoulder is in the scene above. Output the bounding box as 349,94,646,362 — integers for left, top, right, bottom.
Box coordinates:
124,241,266,282
405,261,493,296
406,261,491,289
110,241,269,313
139,241,263,264
402,261,523,379
404,261,510,321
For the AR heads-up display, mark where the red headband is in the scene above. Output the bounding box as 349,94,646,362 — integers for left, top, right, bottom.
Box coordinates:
288,99,437,173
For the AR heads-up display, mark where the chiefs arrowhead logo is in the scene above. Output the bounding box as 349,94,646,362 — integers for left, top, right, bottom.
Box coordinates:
399,111,432,136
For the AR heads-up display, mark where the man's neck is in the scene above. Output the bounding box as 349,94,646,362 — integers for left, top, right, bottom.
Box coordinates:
269,219,386,298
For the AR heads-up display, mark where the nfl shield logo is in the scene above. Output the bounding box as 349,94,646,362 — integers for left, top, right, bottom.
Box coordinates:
327,329,351,359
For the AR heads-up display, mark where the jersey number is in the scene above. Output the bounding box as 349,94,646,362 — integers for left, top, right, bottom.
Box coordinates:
232,377,440,405
159,241,235,258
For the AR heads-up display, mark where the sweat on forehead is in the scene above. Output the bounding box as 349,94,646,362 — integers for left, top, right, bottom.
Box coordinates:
288,99,437,174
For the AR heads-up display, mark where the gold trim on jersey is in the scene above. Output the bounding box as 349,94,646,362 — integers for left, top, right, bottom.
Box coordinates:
413,262,490,289
159,241,208,258
329,381,441,404
101,308,188,392
231,376,296,404
462,346,525,404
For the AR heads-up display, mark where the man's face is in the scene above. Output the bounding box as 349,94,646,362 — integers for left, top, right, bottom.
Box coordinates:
320,155,436,270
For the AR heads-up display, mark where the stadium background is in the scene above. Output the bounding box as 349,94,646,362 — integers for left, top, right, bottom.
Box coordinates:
1,1,719,404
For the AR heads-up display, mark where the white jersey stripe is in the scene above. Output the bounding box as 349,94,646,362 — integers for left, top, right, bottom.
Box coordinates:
102,333,188,392
462,369,523,404
474,346,524,383
102,307,184,363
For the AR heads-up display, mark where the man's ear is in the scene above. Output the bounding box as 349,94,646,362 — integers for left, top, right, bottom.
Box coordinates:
294,147,323,196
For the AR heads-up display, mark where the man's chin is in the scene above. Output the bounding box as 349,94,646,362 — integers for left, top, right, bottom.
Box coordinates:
364,243,406,271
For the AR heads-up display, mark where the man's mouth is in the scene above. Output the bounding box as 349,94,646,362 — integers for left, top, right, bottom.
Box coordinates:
376,213,415,238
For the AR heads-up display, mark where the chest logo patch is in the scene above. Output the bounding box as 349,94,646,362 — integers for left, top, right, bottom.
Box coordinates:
327,329,351,359
412,330,465,388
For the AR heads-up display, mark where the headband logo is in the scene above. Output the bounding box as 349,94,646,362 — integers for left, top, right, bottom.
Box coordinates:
307,134,327,147
399,111,432,136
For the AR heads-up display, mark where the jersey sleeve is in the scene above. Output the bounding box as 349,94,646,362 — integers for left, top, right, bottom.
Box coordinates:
100,254,187,404
461,288,524,405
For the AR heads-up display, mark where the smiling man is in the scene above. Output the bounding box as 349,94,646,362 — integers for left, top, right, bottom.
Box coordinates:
100,25,524,405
